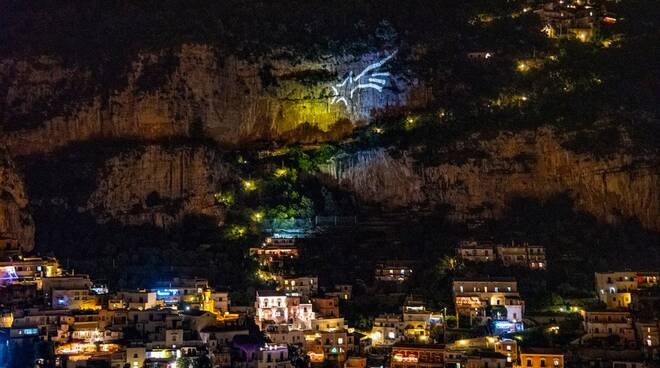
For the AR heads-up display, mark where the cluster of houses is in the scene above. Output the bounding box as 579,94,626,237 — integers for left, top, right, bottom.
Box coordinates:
533,0,618,42
0,235,659,368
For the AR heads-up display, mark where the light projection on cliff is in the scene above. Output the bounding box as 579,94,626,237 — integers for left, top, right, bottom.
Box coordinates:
330,51,397,110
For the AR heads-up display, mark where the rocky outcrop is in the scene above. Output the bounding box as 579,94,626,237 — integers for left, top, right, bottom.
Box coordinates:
321,129,660,230
85,145,232,227
21,143,233,229
0,153,35,252
2,44,425,156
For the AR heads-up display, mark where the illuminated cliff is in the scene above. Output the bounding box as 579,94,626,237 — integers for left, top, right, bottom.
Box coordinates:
0,152,34,251
321,129,660,230
1,44,422,155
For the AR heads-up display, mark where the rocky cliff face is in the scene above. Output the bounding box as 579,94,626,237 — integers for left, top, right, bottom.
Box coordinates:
22,144,233,229
0,153,35,252
321,129,660,230
86,145,232,227
2,44,424,156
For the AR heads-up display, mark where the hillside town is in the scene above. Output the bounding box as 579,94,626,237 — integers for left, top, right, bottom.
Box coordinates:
1,0,659,367
1,235,658,368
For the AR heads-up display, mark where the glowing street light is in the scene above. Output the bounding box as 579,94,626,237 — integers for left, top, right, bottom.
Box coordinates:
274,168,288,177
242,180,256,192
251,211,264,222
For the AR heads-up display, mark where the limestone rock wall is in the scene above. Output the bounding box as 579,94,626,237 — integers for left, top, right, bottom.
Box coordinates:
1,44,424,156
322,130,660,229
84,145,232,227
0,153,35,251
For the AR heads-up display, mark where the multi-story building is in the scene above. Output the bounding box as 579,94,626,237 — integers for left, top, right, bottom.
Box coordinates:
391,343,445,368
375,263,414,283
305,328,354,363
249,238,299,267
255,290,289,328
452,278,523,327
212,291,231,314
326,284,352,300
494,338,518,364
636,320,660,359
457,241,496,263
465,351,510,368
517,348,564,368
0,256,62,285
371,314,403,346
42,274,93,303
595,272,659,309
257,344,292,368
402,300,433,343
581,310,636,346
52,288,99,310
278,276,318,298
312,296,340,318
116,290,158,310
456,241,546,270
286,296,315,330
255,291,314,330
495,243,546,270
152,277,210,306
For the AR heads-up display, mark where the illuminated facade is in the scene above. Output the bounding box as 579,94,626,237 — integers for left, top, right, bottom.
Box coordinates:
257,344,292,368
452,278,523,326
457,241,496,263
595,272,659,309
250,238,299,267
391,343,445,368
116,290,158,310
517,348,563,368
312,296,340,318
371,314,403,346
494,338,518,364
375,263,414,283
495,244,546,270
303,329,356,364
256,290,288,327
581,310,636,346
278,276,318,298
456,241,546,270
0,256,62,286
152,277,210,306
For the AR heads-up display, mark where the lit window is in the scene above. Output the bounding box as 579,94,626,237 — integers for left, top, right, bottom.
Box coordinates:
338,338,343,344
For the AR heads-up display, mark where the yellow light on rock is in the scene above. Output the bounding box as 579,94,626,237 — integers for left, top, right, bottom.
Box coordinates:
517,61,530,72
274,168,288,177
251,212,264,222
242,180,256,192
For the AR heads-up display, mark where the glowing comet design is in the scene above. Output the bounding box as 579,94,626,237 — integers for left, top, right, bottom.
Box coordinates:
330,51,397,109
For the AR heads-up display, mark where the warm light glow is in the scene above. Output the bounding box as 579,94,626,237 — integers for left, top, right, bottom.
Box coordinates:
251,211,264,222
517,61,530,72
393,353,418,363
274,168,288,177
242,180,256,192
